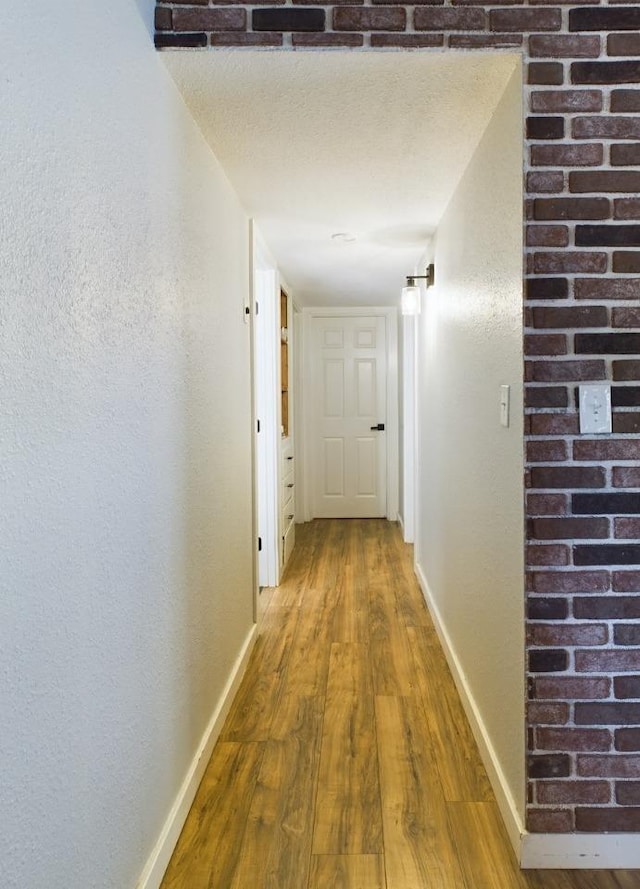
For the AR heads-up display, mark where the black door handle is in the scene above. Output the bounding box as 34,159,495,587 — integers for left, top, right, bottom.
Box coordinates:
370,423,385,431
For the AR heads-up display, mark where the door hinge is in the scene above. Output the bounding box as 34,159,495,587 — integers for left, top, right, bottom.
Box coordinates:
257,419,261,433
255,301,259,316
258,536,262,552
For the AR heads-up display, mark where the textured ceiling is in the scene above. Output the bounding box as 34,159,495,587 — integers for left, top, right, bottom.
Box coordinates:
164,51,519,307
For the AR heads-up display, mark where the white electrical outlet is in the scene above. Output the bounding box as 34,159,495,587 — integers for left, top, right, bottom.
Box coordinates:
579,384,612,434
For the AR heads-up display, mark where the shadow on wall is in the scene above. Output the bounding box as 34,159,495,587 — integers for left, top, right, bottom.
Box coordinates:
134,0,156,36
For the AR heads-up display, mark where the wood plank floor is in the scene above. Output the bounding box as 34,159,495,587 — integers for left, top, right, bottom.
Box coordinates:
161,519,639,889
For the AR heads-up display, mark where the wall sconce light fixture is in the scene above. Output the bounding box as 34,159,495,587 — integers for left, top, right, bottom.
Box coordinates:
401,263,435,315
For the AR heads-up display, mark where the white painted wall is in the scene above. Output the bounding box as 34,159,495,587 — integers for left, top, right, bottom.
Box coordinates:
0,4,254,888
414,67,525,824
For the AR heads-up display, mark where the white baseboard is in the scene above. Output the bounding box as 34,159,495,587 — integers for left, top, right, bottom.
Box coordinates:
397,512,405,535
414,560,525,858
136,623,258,889
521,833,640,869
415,559,640,870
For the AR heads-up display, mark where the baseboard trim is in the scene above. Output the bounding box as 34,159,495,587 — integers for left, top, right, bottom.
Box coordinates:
414,560,525,858
136,623,258,889
521,833,640,869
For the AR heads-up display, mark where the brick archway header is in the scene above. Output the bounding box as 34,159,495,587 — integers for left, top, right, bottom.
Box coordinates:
156,1,640,837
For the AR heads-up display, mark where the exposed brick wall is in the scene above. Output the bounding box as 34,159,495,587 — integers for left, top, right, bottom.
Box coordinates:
156,2,640,835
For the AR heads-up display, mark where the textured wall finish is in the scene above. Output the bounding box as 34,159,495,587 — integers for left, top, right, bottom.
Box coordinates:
1,2,254,887
417,68,525,822
155,0,640,837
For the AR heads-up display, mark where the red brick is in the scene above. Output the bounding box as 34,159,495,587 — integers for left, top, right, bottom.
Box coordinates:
612,358,640,380
616,729,640,752
529,465,606,490
572,61,640,86
616,519,640,538
615,675,640,698
613,466,640,487
527,623,608,646
614,199,640,220
526,544,570,566
334,7,405,29
530,570,609,593
529,415,580,436
533,198,610,221
294,0,362,4
369,33,443,46
526,808,574,832
525,333,568,355
448,34,523,48
530,648,569,673
173,8,246,29
528,702,570,725
535,677,611,700
532,252,608,274
611,90,640,113
492,8,560,30
528,62,564,86
575,279,640,301
613,252,640,273
526,172,564,194
154,32,208,47
527,116,565,141
578,755,640,777
574,595,640,619
531,143,603,167
537,780,610,804
528,753,572,778
611,143,640,167
576,807,640,831
528,360,605,382
526,440,568,462
529,35,600,58
293,33,364,45
613,571,640,592
573,117,640,140
530,517,609,540
155,6,172,30
532,306,608,329
608,33,640,56
525,386,569,409
537,728,612,752
526,493,569,516
531,90,602,113
570,171,640,193
414,7,485,29
613,414,640,434
210,31,283,45
576,650,640,672
616,782,640,805
574,439,640,461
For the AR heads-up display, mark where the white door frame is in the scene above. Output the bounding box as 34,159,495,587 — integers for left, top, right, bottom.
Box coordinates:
400,314,417,543
251,228,280,602
300,306,399,523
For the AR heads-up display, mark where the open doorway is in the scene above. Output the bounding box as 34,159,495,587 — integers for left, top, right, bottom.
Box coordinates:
165,49,526,853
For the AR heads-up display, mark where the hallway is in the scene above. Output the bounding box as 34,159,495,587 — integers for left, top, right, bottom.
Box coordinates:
161,521,638,889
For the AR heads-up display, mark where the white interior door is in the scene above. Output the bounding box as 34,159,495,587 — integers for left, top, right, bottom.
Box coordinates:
310,315,387,518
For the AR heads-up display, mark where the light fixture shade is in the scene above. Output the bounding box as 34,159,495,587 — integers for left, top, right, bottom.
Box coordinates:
401,284,421,316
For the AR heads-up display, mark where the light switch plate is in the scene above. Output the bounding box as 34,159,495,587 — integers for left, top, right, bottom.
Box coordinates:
579,384,612,434
500,385,510,428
